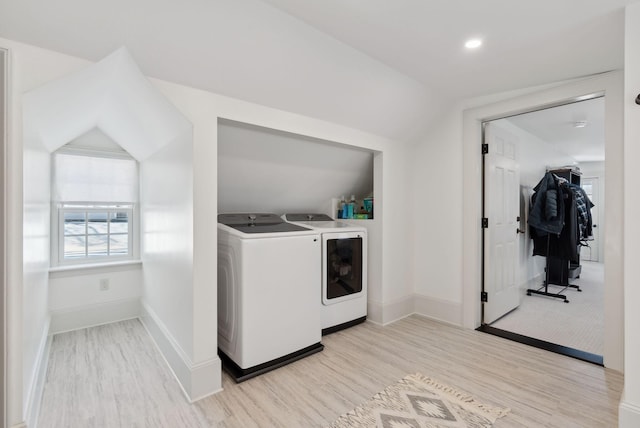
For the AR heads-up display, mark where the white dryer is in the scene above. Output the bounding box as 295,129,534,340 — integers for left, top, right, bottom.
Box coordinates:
217,213,323,382
282,213,367,334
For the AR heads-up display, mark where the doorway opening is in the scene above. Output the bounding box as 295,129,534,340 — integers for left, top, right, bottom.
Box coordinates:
478,96,605,366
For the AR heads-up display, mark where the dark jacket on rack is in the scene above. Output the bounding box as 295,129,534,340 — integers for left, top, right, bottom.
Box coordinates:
568,183,595,239
528,172,564,235
531,187,580,263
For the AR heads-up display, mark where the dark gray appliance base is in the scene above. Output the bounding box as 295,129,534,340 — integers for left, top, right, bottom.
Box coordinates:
322,316,367,336
219,342,324,383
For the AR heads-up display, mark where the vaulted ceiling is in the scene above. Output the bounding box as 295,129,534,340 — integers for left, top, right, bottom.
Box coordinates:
0,0,635,142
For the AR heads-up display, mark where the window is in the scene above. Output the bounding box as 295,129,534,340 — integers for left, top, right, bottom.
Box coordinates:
60,204,133,262
52,150,138,266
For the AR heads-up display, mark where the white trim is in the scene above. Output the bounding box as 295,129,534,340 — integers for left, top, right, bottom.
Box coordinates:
49,259,141,276
140,303,221,402
54,145,132,160
367,295,428,326
49,298,141,334
619,399,640,427
413,294,463,326
24,317,50,428
5,41,24,428
10,424,26,428
366,299,383,325
54,205,134,267
1,46,7,428
380,295,415,325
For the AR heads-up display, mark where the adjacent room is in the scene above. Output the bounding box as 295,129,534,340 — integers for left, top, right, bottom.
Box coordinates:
481,97,606,363
2,1,640,428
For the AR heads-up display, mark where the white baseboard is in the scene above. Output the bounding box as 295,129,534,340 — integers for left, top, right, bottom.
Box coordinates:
413,294,463,326
10,423,27,428
619,400,640,427
366,299,383,324
24,317,51,428
381,296,415,325
367,295,422,325
522,273,544,292
367,297,414,325
368,294,463,327
140,303,221,402
49,298,141,334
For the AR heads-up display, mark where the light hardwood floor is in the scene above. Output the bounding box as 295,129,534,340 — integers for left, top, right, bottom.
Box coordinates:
39,316,623,427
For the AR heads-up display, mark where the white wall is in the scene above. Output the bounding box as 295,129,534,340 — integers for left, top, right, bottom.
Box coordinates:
408,107,464,324
48,265,142,333
21,141,50,423
140,134,209,400
141,138,193,352
217,119,374,215
621,3,640,426
5,39,91,427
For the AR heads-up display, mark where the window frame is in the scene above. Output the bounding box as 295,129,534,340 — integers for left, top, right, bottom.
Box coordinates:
54,202,135,267
50,144,140,269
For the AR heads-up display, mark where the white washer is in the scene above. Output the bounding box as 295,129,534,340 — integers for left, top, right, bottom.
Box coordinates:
217,213,323,382
282,213,367,334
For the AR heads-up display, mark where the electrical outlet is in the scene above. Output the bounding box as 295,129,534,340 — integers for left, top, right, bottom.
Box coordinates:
99,278,110,291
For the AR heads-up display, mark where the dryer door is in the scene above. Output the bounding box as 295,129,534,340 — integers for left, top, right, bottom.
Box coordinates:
322,231,366,305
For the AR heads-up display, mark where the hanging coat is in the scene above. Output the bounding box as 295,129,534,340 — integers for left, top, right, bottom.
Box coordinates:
528,172,564,235
531,185,580,263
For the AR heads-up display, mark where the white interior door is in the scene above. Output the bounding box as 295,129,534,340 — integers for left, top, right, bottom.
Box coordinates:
483,123,521,324
581,177,599,262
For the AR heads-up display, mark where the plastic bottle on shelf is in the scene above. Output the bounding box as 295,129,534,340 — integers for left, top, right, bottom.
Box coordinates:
339,196,347,219
347,195,356,219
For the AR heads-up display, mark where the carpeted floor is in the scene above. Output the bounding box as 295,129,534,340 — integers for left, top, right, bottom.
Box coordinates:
490,261,603,356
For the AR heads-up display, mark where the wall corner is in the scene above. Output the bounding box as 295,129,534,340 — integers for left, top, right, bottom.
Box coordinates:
139,303,222,402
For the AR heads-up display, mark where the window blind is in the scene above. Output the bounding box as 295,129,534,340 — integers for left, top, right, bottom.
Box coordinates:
53,153,138,203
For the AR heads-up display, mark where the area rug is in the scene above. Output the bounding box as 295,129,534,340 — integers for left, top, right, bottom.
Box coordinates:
328,373,509,428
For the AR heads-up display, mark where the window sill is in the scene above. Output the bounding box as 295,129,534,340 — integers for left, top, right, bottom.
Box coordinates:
49,260,142,278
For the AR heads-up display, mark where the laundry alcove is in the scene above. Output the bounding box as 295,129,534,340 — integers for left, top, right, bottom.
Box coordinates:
20,46,218,414
217,118,376,217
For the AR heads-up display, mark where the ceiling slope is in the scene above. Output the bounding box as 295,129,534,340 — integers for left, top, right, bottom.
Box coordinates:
0,0,634,142
0,0,439,142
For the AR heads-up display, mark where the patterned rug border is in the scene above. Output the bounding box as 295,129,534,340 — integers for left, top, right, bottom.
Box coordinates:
405,373,510,421
328,372,510,428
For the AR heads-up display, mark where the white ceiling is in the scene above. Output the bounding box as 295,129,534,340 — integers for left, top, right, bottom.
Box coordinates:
0,0,634,142
505,97,605,162
260,0,632,99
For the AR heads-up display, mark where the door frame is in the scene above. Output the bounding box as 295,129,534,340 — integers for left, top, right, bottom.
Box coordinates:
1,47,7,428
0,48,9,427
462,71,624,371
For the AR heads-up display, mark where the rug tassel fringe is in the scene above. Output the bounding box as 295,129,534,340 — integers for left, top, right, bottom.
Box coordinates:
408,373,510,420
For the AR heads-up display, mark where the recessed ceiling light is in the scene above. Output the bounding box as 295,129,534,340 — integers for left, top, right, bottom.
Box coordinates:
574,120,588,128
465,38,483,49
